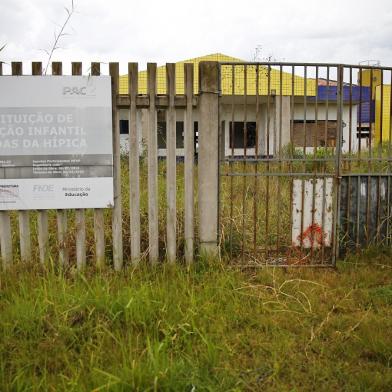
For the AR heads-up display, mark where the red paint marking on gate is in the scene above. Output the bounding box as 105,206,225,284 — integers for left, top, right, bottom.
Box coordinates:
297,223,326,247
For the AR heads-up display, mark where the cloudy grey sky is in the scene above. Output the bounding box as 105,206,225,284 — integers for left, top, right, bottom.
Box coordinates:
1,0,392,72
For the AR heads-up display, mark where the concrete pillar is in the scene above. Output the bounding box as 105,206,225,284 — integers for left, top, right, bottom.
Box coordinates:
198,62,220,256
275,96,291,153
140,109,149,155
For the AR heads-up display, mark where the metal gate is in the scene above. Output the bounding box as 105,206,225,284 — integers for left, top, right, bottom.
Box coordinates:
218,62,392,266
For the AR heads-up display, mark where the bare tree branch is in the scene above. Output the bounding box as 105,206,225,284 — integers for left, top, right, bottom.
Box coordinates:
44,0,76,75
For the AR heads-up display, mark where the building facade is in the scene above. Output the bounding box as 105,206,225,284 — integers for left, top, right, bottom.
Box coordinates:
117,54,390,157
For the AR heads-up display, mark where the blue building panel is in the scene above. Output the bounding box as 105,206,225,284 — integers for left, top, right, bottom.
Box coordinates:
309,86,374,123
315,85,371,103
357,100,375,124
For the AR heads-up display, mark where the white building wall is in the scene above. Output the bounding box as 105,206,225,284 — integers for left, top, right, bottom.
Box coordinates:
119,100,359,156
293,104,358,153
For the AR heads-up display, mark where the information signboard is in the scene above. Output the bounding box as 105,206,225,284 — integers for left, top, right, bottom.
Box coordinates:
0,76,113,210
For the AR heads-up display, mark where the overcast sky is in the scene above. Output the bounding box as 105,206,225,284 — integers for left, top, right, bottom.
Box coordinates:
1,0,392,73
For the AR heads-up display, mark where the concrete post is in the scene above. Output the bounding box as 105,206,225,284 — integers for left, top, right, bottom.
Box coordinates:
275,96,291,154
198,62,220,256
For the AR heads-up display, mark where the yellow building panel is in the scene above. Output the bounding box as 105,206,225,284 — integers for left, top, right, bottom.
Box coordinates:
119,53,242,95
220,64,316,96
375,84,391,142
119,53,316,96
359,69,382,87
359,69,383,100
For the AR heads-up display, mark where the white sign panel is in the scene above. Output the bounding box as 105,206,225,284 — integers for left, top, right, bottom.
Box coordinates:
0,76,113,210
292,178,333,248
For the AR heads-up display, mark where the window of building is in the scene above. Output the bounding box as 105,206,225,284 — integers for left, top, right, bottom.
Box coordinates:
357,127,370,139
157,122,166,149
229,122,256,149
119,116,198,152
158,121,198,149
119,120,129,134
158,122,185,149
293,120,337,147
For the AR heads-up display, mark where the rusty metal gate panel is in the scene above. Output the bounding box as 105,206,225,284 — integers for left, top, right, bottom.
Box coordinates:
218,62,392,266
340,175,392,253
338,64,392,257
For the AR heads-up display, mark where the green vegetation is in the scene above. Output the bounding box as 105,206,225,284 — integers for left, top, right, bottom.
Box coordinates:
1,150,392,390
1,250,392,391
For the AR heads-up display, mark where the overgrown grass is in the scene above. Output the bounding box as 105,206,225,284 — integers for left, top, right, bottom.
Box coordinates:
1,249,391,391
